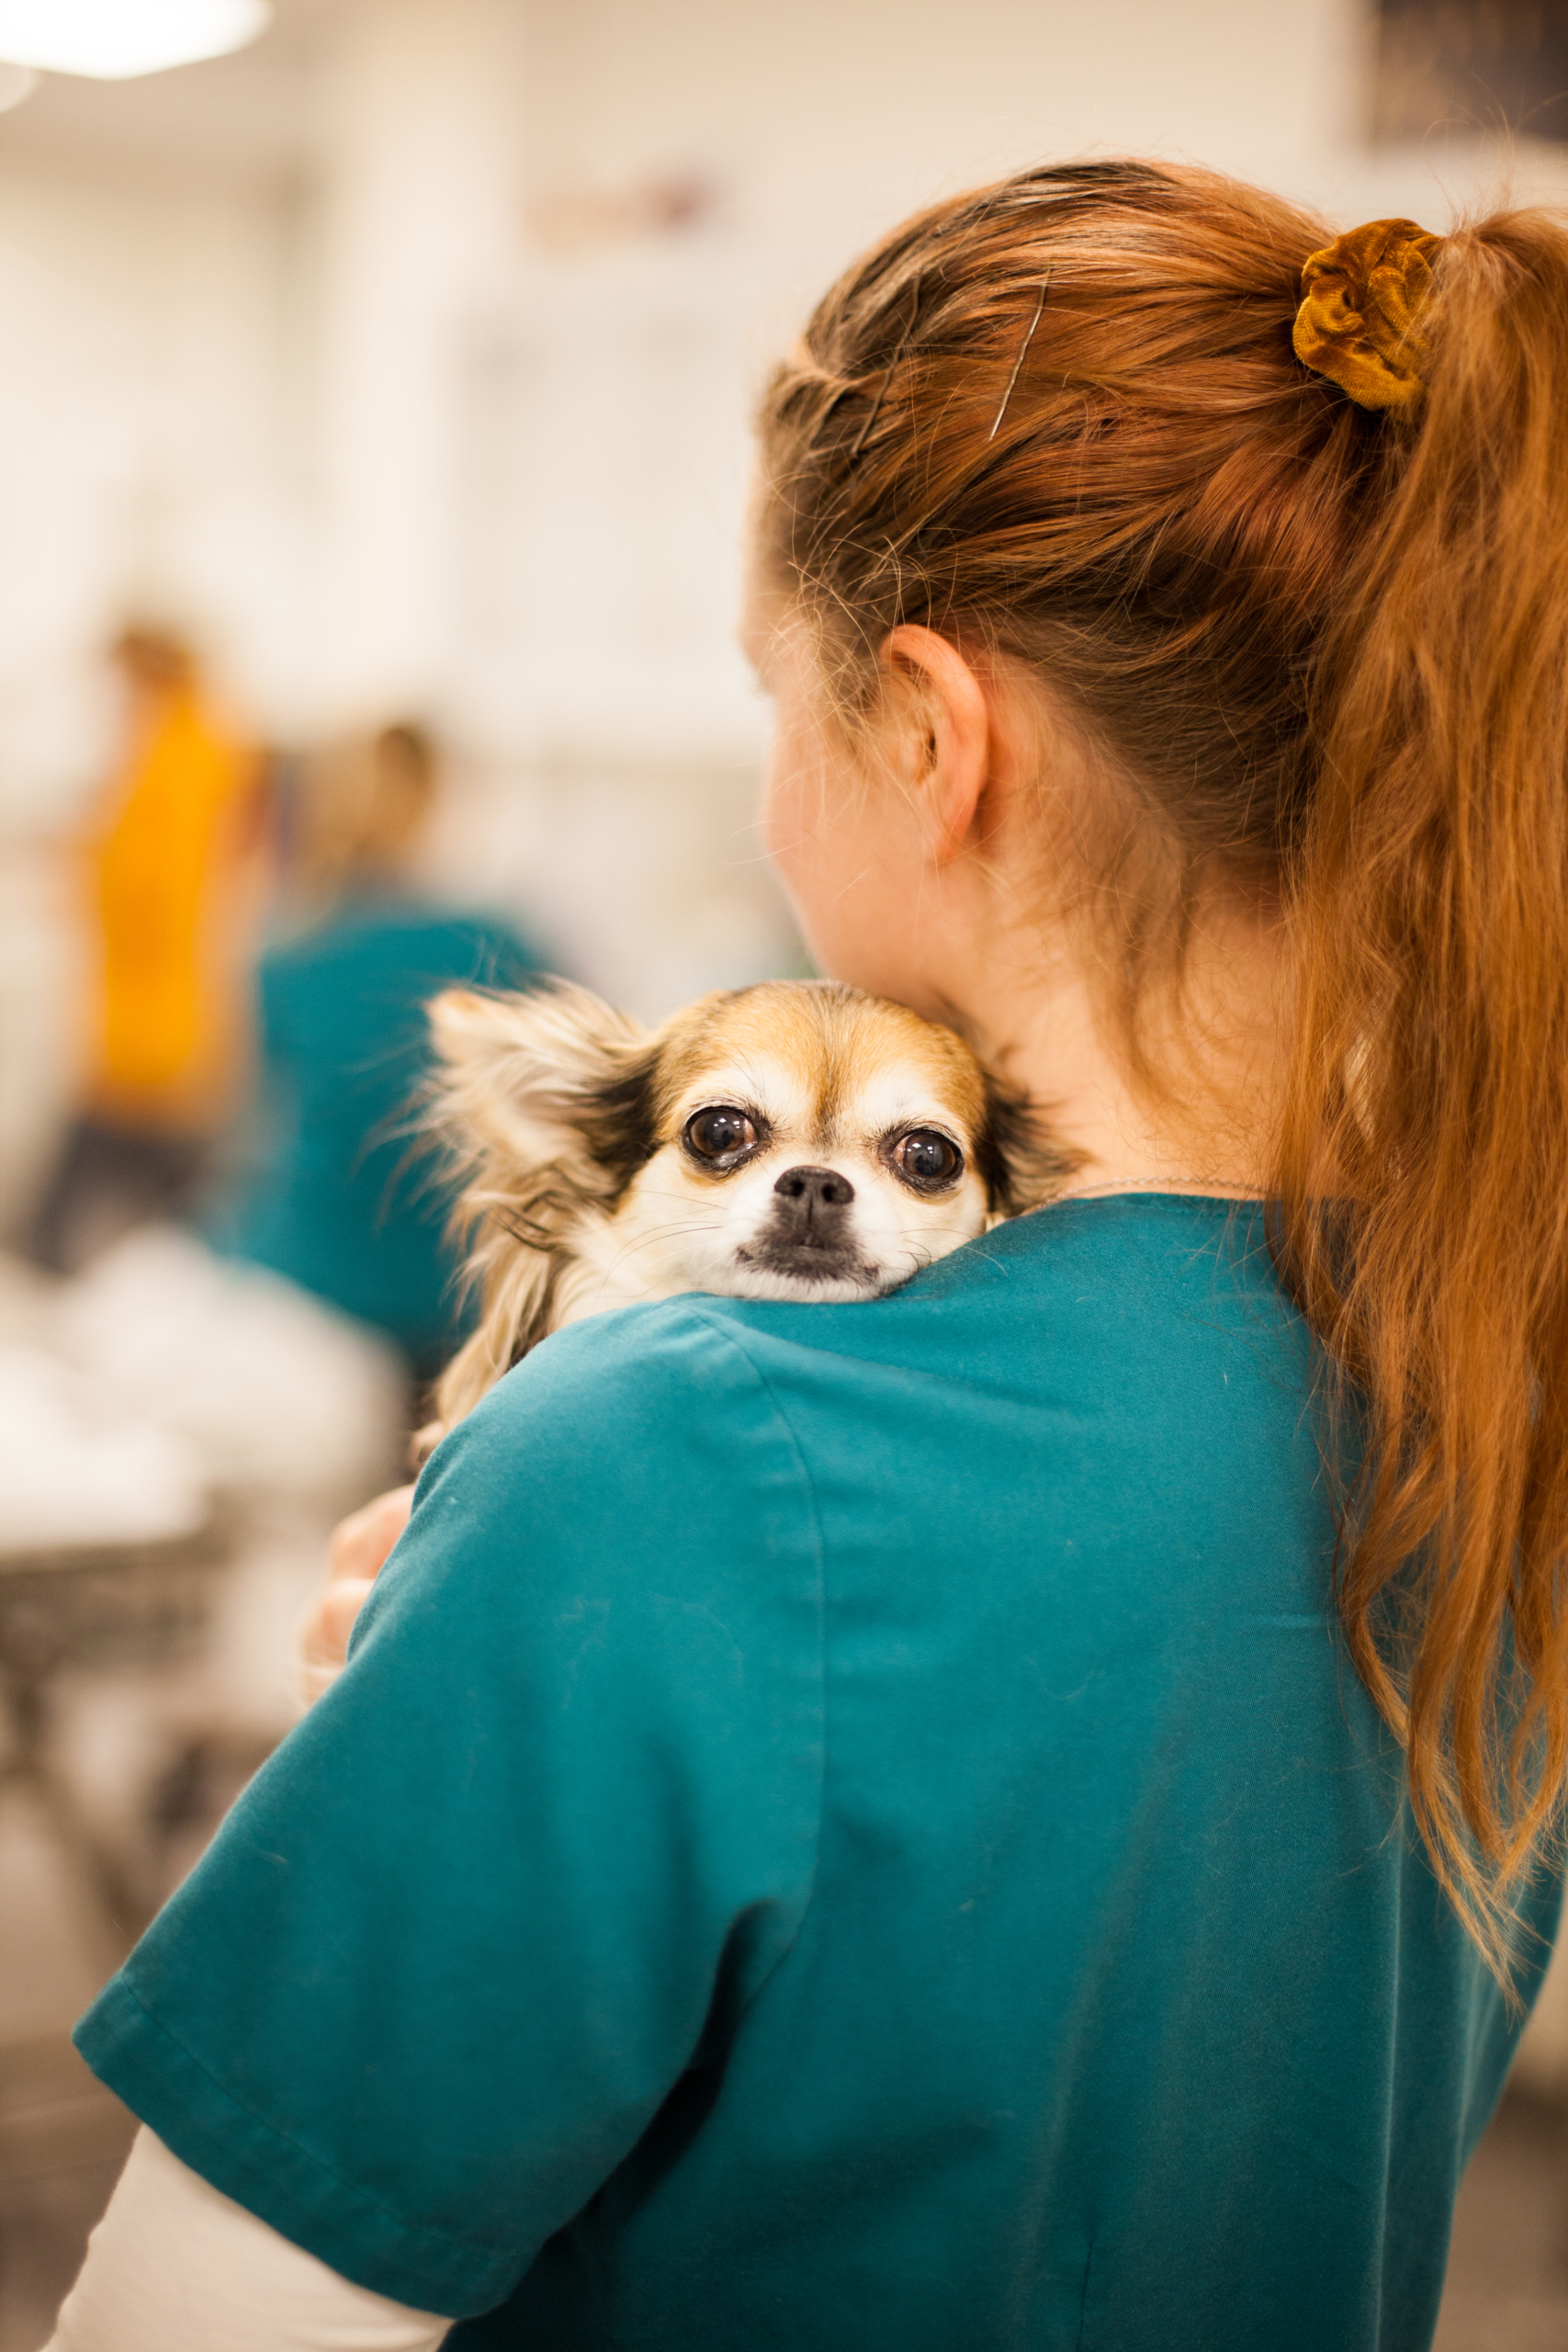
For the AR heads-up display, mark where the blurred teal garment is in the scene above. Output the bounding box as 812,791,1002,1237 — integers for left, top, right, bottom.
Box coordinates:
217,895,541,1374
75,1198,1562,2348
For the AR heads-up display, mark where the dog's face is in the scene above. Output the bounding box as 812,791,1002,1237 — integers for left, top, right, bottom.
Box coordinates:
605,983,1004,1303
427,978,1068,1430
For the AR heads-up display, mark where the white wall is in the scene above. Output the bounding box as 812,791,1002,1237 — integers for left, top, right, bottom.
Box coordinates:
0,166,302,827
303,0,525,724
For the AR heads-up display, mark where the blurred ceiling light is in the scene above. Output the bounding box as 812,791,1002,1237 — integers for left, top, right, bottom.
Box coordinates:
0,60,35,110
0,0,270,81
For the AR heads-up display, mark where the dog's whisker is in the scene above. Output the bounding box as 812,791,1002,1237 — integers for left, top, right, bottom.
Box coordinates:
604,1218,728,1251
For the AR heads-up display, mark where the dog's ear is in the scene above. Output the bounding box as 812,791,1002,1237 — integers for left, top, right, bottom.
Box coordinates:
423,981,663,1449
428,980,659,1191
972,1070,1079,1219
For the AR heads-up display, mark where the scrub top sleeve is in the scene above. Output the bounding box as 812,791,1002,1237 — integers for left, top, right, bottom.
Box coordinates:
74,1302,827,2320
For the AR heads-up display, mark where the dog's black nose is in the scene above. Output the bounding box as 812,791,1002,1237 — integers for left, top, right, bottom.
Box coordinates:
773,1165,855,1209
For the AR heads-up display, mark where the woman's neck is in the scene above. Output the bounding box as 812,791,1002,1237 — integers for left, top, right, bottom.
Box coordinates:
955,900,1288,1203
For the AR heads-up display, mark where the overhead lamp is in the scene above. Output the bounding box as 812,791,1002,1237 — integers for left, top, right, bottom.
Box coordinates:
0,0,271,81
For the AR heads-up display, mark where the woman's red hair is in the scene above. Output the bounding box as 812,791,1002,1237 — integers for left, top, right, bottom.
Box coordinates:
757,160,1568,1973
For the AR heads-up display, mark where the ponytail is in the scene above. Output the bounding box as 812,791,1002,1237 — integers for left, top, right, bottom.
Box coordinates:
760,164,1568,1973
1279,208,1568,1972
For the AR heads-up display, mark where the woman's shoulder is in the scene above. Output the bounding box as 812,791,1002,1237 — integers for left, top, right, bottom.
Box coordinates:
385,1196,1325,1735
412,1295,825,1605
367,1297,826,1722
457,1291,796,1462
442,1193,1306,1518
627,1194,1301,1393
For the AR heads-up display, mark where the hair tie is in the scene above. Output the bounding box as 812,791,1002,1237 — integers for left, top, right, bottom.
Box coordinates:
1292,218,1443,412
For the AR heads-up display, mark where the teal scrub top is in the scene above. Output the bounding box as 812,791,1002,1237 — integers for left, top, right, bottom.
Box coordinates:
75,1195,1561,2350
216,897,540,1374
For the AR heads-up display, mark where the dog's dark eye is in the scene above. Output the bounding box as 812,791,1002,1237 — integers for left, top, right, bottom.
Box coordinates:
890,1127,964,1190
684,1105,760,1166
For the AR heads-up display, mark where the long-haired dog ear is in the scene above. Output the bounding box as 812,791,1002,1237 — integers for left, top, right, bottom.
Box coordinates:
423,981,661,1449
428,980,657,1193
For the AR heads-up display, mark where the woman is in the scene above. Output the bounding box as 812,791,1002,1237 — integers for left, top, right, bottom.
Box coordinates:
48,164,1568,2351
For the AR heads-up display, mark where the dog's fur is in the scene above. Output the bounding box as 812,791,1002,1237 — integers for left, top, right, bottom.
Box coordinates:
423,978,1071,1439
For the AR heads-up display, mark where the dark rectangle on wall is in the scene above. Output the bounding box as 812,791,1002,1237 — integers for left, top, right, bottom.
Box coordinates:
1374,1,1568,143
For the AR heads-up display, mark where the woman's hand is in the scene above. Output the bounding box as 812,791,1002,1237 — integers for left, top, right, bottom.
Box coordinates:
298,1485,415,1709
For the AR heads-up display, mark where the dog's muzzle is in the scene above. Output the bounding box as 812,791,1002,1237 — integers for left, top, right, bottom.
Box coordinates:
740,1164,871,1284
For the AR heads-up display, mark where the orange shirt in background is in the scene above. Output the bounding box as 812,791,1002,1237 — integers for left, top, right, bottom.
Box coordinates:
85,686,258,1131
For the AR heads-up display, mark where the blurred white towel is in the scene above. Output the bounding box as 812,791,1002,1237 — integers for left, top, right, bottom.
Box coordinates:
0,1342,207,1554
51,1226,405,1508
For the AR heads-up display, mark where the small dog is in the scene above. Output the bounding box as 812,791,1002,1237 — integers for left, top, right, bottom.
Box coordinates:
423,978,1068,1438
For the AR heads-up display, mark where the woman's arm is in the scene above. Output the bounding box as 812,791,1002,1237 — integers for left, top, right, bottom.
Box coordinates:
46,2129,452,2352
71,1306,824,2318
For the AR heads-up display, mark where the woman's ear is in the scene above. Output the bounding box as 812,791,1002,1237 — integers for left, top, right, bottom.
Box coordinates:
879,625,993,864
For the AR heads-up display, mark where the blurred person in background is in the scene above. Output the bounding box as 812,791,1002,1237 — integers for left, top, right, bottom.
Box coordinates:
28,720,540,1524
211,721,542,1385
27,625,261,1272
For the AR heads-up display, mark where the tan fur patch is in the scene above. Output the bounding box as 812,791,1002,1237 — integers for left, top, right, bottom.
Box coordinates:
648,982,987,1153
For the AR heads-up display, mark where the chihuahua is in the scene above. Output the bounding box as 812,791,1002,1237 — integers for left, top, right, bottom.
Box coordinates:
423,978,1068,1438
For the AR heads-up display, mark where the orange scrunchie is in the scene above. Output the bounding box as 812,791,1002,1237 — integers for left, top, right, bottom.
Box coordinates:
1292,218,1443,411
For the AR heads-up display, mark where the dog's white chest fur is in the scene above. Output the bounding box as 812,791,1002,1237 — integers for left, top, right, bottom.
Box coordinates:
549,1208,693,1329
